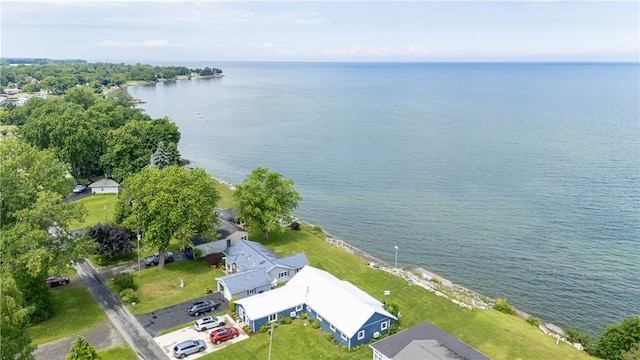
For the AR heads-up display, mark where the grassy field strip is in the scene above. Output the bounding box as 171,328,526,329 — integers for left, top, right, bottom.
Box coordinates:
69,194,118,230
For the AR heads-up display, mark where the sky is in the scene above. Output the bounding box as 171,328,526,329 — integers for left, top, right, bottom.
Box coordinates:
1,0,638,63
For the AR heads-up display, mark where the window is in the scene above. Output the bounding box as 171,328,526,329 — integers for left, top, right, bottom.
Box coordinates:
295,304,303,311
317,314,322,322
330,324,336,331
247,288,255,296
307,306,312,313
381,321,388,331
268,313,277,322
341,333,347,340
358,330,365,340
278,270,290,278
226,239,231,248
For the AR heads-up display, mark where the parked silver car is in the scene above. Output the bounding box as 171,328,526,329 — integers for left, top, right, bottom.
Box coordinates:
172,339,206,358
194,315,226,331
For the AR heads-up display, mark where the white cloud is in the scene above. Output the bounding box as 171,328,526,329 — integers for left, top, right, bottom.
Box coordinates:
260,43,283,48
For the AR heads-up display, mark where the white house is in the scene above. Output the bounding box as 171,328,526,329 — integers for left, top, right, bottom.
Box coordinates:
234,266,397,349
88,178,121,194
193,210,248,256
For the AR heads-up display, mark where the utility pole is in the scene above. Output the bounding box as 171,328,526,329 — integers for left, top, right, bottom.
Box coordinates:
268,324,274,360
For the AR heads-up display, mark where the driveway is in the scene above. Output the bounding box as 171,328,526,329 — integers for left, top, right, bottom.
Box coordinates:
154,314,249,359
136,293,229,337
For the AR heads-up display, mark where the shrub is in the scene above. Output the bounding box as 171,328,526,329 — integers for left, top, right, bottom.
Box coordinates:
300,313,308,320
526,316,540,327
290,221,301,230
493,298,516,315
112,272,135,292
279,316,292,325
203,253,224,267
311,321,320,329
389,322,400,335
119,288,138,303
193,248,203,258
259,325,269,333
565,327,592,350
312,226,322,233
326,333,334,342
229,297,240,313
341,345,348,352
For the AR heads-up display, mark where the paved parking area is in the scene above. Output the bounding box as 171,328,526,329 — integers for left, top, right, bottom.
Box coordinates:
154,315,249,359
136,293,228,337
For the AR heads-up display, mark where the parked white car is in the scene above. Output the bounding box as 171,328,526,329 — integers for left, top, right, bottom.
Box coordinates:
194,315,226,331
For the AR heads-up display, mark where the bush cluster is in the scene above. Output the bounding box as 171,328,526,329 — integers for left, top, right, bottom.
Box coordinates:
120,288,138,303
311,321,320,329
112,272,136,292
526,316,540,327
279,316,292,325
493,298,516,315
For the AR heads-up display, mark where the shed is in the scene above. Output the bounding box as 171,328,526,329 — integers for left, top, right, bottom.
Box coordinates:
88,178,121,194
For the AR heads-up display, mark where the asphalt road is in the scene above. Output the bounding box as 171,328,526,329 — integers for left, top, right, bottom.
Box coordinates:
76,260,167,360
137,294,229,337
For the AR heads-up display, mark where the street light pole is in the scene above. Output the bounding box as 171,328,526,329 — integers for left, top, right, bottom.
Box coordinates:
394,246,399,269
137,232,141,278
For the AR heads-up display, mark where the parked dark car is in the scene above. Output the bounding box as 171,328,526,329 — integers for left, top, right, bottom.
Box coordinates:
46,276,70,287
172,339,206,358
144,252,174,266
210,327,239,345
187,300,218,316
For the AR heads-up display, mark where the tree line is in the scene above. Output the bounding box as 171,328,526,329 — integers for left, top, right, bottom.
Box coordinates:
0,60,222,95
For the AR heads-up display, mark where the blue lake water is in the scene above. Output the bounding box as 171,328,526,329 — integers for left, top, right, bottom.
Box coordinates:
128,62,640,337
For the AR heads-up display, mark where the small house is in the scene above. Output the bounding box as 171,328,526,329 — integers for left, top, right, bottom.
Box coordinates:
216,239,308,300
193,209,248,256
369,322,490,360
234,266,397,349
88,178,121,194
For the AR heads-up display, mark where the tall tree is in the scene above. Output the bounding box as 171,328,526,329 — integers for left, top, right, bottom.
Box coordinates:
233,167,302,240
118,166,220,268
0,138,69,225
0,274,36,360
594,317,640,360
87,224,134,260
150,141,175,169
65,337,99,360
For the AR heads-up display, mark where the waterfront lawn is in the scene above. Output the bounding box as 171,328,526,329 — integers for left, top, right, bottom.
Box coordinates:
126,259,224,315
240,226,594,360
68,194,118,230
98,347,138,360
213,180,235,209
30,283,105,345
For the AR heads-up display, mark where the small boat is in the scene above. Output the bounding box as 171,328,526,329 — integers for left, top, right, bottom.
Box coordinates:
196,113,203,118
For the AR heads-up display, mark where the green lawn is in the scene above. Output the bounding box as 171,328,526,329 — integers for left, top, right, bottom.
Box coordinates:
214,180,235,209
98,346,138,360
211,226,594,360
69,194,118,230
30,283,105,345
123,260,225,314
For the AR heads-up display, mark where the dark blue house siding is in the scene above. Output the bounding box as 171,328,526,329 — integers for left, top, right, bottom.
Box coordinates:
237,304,304,332
306,307,394,349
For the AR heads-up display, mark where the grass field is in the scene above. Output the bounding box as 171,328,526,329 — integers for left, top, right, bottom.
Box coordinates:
69,194,118,230
213,180,235,209
123,260,225,314
98,346,138,360
29,283,105,345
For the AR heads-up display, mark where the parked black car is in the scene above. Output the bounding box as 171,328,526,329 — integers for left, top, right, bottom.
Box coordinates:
187,300,218,316
46,276,70,288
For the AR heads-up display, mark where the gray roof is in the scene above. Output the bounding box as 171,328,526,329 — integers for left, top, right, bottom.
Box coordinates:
88,178,120,188
216,269,272,294
369,322,490,360
224,240,279,271
274,253,309,270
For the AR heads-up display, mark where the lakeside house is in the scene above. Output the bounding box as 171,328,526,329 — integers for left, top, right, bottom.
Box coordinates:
369,322,490,360
192,209,248,257
215,239,308,300
88,178,121,194
235,265,397,349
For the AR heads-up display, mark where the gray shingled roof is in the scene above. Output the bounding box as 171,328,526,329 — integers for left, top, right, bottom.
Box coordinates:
274,253,309,270
88,178,120,188
369,322,490,360
224,240,279,271
216,269,272,294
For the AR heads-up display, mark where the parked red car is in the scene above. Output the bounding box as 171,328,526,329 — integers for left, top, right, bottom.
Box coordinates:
209,327,239,345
